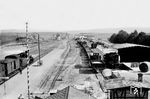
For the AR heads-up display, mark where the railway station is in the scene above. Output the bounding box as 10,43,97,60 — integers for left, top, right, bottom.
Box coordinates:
1,34,150,99
1,0,150,98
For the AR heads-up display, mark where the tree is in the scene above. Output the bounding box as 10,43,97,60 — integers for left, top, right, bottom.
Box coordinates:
109,30,150,46
114,30,129,43
134,32,146,44
143,35,150,46
126,30,138,43
108,33,117,43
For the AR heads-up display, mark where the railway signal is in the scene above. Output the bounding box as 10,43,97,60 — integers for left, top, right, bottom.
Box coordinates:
26,22,30,99
25,22,43,99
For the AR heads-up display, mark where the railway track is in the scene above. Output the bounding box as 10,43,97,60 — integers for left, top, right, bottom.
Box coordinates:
49,41,71,90
77,41,110,92
38,40,80,94
37,40,71,93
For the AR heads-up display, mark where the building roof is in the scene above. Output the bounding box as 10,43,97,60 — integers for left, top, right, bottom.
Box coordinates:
97,45,118,54
104,78,150,90
112,43,150,49
45,86,96,99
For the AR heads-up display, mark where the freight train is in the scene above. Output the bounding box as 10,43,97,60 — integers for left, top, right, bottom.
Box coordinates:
95,44,150,73
76,38,118,70
75,36,150,99
0,49,34,79
76,37,150,73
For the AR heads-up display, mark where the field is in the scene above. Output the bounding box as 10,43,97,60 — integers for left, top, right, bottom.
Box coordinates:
0,33,18,45
0,32,68,46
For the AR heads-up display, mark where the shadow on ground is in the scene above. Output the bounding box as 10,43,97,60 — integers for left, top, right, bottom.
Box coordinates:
74,64,91,69
117,64,132,70
32,64,42,67
79,68,97,74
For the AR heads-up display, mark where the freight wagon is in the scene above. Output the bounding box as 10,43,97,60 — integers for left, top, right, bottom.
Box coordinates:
0,49,33,80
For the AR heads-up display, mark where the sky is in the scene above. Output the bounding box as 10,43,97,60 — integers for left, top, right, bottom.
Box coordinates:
0,0,150,31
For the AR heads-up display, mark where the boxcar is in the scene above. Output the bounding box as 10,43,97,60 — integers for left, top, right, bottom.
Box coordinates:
5,54,20,76
0,60,6,77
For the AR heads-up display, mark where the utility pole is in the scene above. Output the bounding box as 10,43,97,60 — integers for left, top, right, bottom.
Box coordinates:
38,33,41,65
36,33,42,66
26,22,30,99
26,22,28,46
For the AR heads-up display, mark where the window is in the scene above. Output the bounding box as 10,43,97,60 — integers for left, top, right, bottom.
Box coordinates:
0,65,1,71
14,61,16,69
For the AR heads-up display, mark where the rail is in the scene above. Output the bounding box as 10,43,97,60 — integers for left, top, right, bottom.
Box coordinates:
49,41,71,90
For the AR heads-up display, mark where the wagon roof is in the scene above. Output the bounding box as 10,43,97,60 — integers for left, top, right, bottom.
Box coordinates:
5,54,20,59
97,45,118,54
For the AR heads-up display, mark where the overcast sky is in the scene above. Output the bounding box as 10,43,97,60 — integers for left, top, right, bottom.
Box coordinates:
0,0,150,31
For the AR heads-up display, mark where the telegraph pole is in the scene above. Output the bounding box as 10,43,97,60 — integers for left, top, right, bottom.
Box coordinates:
26,22,28,45
26,22,30,99
37,33,42,66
